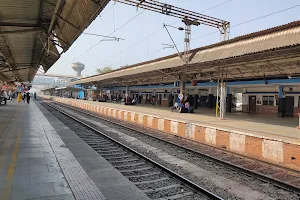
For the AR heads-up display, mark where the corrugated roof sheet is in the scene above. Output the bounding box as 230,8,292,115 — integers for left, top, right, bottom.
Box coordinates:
191,26,300,64
55,0,110,51
0,0,109,82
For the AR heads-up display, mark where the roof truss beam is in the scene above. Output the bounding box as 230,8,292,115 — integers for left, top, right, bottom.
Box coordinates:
55,14,80,30
0,30,21,81
0,22,41,28
0,28,42,35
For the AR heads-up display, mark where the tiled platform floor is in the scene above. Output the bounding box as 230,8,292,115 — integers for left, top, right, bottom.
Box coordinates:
0,101,149,200
0,102,76,200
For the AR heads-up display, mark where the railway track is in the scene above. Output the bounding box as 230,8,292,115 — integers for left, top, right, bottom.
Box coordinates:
45,100,300,197
43,101,223,200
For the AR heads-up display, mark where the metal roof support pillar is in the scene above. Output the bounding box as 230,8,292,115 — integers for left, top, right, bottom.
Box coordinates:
179,74,188,101
216,68,226,119
125,86,129,103
215,22,230,119
220,79,226,119
99,87,103,100
216,79,220,117
180,81,186,94
48,0,63,34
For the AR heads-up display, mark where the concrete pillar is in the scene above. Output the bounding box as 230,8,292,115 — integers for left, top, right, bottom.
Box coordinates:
125,86,129,103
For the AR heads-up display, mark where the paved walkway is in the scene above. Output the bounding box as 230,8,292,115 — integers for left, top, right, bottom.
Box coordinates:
0,101,151,200
61,98,300,145
0,101,106,200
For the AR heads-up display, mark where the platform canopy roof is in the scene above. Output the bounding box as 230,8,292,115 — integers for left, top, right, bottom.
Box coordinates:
0,0,109,83
72,21,300,88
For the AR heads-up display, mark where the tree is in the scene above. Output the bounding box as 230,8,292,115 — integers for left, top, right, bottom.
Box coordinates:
96,66,113,74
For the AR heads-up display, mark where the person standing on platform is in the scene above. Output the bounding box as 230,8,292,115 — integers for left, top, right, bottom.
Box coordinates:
10,90,14,102
26,92,30,104
1,90,8,105
17,92,22,103
132,97,137,105
33,92,37,101
22,93,26,102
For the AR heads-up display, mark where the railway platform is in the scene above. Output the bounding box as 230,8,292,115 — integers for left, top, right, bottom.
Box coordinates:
46,96,300,171
0,101,150,200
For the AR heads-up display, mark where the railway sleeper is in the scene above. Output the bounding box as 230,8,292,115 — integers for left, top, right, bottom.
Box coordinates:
126,171,161,178
134,177,170,185
142,184,182,193
153,192,194,200
119,166,153,173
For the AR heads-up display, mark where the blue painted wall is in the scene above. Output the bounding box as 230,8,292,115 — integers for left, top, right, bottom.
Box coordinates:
104,78,300,91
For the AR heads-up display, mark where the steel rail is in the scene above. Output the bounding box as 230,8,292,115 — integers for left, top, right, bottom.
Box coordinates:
44,101,224,200
49,100,300,195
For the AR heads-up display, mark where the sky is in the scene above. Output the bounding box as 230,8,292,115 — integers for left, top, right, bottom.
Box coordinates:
47,0,300,76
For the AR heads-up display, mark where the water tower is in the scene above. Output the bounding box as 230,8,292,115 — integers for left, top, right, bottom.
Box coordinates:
72,62,85,77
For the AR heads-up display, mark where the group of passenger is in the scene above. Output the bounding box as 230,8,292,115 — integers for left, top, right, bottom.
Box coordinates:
0,90,37,105
171,96,194,113
18,92,31,104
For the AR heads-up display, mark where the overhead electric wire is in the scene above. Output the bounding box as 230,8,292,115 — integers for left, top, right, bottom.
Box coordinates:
86,19,180,73
200,0,233,13
106,4,300,69
55,1,298,75
53,4,115,68
192,4,300,41
113,4,116,31
231,4,300,28
83,32,124,40
85,0,234,73
60,9,146,71
55,0,234,74
55,0,235,75
100,16,112,32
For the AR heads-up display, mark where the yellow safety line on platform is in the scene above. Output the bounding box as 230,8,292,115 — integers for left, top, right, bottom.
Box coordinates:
1,129,21,200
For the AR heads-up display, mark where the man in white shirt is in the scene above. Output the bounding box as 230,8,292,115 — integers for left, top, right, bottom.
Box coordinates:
132,98,136,105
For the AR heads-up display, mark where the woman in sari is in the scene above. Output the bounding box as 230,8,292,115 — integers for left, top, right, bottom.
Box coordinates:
17,92,22,103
